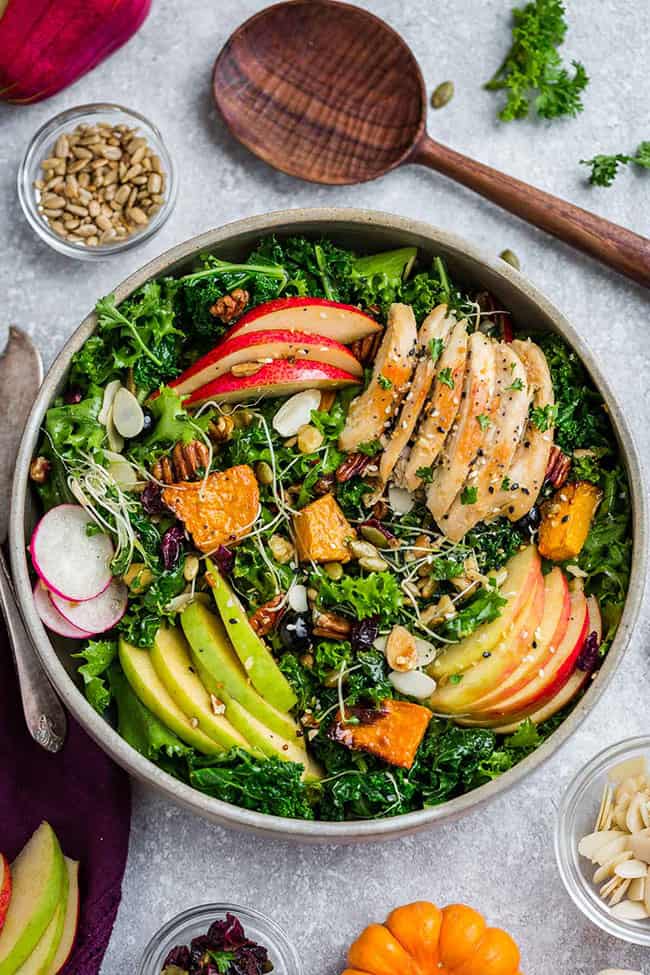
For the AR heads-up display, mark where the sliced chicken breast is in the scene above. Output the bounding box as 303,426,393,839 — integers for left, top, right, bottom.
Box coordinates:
426,331,496,527
441,343,530,541
338,303,417,454
375,305,455,491
492,339,555,522
402,319,469,493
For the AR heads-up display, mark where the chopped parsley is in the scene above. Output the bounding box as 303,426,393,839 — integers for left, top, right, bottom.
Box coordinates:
460,486,478,505
506,377,524,391
449,674,463,685
438,368,454,388
501,475,512,490
357,439,382,456
581,142,650,187
377,373,393,390
477,413,491,431
529,403,558,432
416,466,434,484
429,337,444,362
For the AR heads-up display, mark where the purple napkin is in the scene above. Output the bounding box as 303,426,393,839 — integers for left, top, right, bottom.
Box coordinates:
0,626,131,974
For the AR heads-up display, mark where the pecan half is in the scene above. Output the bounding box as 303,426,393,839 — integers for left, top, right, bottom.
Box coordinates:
152,440,209,484
312,609,352,639
335,452,375,483
545,444,571,489
249,594,286,636
350,329,383,365
29,456,51,484
209,288,249,323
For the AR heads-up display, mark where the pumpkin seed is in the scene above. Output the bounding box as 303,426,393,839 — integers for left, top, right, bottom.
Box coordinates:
500,249,521,270
255,461,274,485
183,555,200,582
360,525,390,548
323,562,343,580
431,80,454,109
358,555,389,572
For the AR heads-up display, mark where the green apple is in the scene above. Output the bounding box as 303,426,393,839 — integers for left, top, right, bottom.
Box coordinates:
205,560,297,712
181,601,299,740
151,627,255,753
14,861,67,975
119,639,222,756
0,823,65,975
46,860,79,975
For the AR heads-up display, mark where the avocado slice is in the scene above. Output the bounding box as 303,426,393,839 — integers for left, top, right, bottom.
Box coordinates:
118,639,222,755
151,626,259,754
181,601,299,741
205,560,297,713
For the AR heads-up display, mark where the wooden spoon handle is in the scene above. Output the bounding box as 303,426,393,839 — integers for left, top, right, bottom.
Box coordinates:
412,134,650,288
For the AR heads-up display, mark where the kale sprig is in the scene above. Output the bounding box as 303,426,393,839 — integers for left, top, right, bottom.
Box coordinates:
485,0,588,121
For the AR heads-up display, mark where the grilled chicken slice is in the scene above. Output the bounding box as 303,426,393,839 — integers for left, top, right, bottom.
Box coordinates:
493,339,555,521
375,305,455,491
426,331,496,527
441,343,530,541
402,319,469,493
338,303,417,453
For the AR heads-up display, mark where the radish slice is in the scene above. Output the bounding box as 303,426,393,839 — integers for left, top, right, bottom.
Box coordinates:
30,505,114,602
51,579,128,635
33,580,91,639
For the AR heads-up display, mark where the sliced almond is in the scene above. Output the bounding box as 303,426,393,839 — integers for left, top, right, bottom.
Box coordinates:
628,877,646,902
595,782,614,832
594,836,629,866
385,625,418,672
640,800,650,829
579,831,626,861
644,866,650,915
615,859,648,880
593,852,633,884
629,834,650,865
609,757,649,785
600,876,624,899
610,899,649,921
614,796,632,830
626,794,646,835
609,878,632,906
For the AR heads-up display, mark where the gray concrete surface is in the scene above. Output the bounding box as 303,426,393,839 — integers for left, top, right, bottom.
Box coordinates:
1,1,649,972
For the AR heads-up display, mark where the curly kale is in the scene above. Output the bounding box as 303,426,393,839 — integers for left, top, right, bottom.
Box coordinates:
485,0,588,121
315,570,403,626
72,639,117,714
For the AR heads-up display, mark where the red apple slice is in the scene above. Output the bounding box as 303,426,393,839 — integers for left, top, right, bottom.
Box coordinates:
48,859,79,975
226,297,382,345
0,855,10,932
474,589,589,719
185,358,360,406
169,328,363,397
428,575,545,714
429,545,542,681
469,567,570,712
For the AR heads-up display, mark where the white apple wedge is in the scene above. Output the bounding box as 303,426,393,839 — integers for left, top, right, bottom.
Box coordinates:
0,823,65,975
226,296,382,344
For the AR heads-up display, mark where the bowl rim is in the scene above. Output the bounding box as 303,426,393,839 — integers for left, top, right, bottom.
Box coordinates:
10,207,647,841
17,101,177,261
554,735,650,945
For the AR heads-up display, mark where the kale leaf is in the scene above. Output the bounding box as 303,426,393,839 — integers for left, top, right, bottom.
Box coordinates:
72,639,117,714
316,570,403,626
436,586,507,642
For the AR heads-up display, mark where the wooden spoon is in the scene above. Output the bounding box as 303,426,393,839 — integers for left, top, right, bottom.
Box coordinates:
213,0,650,288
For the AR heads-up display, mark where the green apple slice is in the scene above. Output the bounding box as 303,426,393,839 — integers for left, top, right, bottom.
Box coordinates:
15,861,67,975
0,823,65,975
205,560,297,712
151,627,255,753
181,601,299,740
119,639,222,755
46,860,79,975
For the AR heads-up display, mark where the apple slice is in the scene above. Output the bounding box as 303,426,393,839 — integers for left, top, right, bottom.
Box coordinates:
185,358,359,406
474,589,589,719
469,567,570,712
47,860,79,975
169,328,363,397
226,296,382,345
0,822,65,975
429,545,542,681
428,575,545,714
0,856,10,933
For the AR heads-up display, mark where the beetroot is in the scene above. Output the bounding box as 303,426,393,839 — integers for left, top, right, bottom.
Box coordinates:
0,0,151,104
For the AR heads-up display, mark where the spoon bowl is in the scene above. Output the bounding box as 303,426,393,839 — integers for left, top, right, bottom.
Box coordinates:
213,0,650,287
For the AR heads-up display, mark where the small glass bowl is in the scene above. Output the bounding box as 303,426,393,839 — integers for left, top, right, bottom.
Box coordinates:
18,103,177,261
138,903,303,975
555,736,650,946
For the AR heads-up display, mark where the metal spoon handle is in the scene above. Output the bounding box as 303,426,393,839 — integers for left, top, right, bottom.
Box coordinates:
0,550,66,752
411,134,650,289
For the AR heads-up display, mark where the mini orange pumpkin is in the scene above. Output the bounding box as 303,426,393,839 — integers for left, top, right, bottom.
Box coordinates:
341,901,523,975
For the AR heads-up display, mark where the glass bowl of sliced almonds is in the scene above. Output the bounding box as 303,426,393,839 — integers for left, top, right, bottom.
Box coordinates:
556,737,650,945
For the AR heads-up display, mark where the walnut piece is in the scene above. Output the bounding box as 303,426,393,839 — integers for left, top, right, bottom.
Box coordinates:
209,288,250,323
29,456,51,484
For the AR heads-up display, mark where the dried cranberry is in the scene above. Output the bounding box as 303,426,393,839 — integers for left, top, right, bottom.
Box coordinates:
350,616,379,652
211,545,235,576
162,944,191,970
142,481,165,515
63,387,83,405
161,525,185,570
577,630,600,672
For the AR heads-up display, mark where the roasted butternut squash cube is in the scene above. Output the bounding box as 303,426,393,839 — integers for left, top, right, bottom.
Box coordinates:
538,481,602,562
330,699,432,769
162,464,259,552
293,493,355,563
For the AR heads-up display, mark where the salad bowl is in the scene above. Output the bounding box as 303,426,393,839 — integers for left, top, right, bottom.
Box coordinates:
9,208,647,842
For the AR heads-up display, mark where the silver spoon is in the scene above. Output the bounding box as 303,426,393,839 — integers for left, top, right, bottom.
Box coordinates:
0,327,66,752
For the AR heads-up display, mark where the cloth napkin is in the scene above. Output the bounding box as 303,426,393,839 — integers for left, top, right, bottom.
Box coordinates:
0,625,131,974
